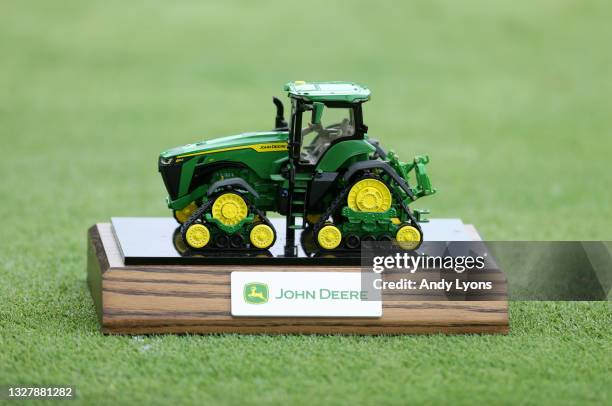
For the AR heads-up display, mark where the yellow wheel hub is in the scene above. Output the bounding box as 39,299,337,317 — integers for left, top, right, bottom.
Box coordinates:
347,179,392,213
250,224,275,249
185,224,210,248
174,201,198,224
317,225,342,250
396,225,421,250
212,193,248,225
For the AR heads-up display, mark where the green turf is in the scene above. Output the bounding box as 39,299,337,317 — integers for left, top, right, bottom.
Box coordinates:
0,0,611,404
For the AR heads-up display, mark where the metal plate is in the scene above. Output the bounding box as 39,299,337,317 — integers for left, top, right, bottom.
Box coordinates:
111,217,477,266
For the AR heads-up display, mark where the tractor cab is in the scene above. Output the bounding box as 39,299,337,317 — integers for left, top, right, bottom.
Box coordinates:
282,81,371,169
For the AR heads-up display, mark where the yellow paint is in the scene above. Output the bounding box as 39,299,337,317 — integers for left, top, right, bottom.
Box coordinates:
174,201,198,224
317,225,342,250
249,224,275,249
177,142,288,159
347,179,392,213
212,193,248,226
251,143,288,152
390,217,401,225
396,225,421,250
185,224,210,248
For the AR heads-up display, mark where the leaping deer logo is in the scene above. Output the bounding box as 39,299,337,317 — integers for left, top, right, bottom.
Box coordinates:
248,286,265,300
244,282,269,304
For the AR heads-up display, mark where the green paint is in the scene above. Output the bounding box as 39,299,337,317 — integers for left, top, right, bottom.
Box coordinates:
315,140,376,172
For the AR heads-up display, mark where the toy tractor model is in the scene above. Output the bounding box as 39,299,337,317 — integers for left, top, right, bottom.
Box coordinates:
158,81,435,255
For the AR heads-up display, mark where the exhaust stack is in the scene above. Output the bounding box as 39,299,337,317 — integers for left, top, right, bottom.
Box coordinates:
272,97,288,130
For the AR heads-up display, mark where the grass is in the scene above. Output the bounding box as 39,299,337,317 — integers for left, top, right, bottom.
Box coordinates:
0,0,611,404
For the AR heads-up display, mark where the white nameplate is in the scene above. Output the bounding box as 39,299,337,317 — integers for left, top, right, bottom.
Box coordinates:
231,272,382,317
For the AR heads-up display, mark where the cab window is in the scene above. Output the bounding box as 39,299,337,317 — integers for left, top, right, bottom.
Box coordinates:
300,106,355,165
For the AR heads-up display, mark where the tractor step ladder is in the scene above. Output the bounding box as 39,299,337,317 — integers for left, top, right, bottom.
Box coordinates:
284,172,309,256
288,178,308,229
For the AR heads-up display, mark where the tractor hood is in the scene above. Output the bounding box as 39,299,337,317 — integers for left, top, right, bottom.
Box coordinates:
160,131,289,161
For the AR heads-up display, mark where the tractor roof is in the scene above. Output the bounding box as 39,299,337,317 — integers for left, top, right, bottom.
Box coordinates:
283,81,371,103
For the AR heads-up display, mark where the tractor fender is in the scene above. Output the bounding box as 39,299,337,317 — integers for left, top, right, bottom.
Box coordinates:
206,177,260,198
315,139,375,173
343,160,415,200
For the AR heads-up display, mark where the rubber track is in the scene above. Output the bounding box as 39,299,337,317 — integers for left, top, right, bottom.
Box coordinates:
180,192,276,250
312,174,421,248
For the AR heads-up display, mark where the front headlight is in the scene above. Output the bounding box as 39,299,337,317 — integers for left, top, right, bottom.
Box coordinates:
160,156,174,165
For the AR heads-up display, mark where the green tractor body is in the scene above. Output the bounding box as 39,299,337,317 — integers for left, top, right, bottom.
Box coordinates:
158,81,435,254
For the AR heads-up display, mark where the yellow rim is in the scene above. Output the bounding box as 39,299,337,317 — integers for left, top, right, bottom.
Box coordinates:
317,225,342,250
347,179,392,213
174,201,198,224
185,224,210,248
212,193,248,226
396,225,421,250
250,224,275,249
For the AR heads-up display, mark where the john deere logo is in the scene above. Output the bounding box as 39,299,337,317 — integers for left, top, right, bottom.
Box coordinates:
244,282,269,304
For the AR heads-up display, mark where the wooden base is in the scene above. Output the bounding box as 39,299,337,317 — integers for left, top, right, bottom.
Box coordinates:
87,223,509,335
